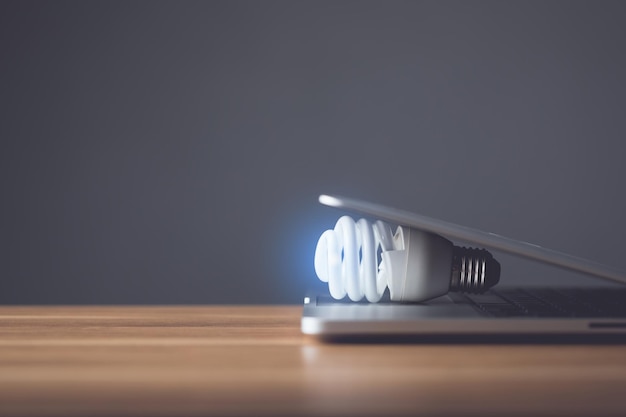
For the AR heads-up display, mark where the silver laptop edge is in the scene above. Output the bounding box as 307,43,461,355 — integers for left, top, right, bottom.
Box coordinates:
302,294,626,336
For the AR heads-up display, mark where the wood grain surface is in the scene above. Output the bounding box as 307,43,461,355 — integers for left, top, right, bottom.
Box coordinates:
0,306,625,416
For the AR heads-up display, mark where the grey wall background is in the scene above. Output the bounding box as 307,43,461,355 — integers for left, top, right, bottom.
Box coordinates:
1,1,625,304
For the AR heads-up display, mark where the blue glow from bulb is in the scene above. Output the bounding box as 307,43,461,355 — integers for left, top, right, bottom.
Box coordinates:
268,201,339,299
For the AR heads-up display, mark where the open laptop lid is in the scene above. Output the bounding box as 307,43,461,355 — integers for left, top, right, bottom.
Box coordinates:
319,194,626,285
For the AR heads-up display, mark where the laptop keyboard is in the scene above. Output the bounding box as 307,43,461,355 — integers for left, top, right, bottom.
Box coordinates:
460,287,626,318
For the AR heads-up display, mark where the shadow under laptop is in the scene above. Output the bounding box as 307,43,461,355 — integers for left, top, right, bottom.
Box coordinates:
318,333,626,345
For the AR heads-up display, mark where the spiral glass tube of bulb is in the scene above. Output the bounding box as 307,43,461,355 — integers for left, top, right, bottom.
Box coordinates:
314,216,397,302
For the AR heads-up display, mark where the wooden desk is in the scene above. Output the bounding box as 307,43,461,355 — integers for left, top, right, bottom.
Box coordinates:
0,306,625,416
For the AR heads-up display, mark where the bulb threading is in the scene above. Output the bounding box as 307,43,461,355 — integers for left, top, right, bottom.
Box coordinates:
449,246,501,293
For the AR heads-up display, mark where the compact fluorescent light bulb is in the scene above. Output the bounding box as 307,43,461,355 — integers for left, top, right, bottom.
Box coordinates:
314,216,501,302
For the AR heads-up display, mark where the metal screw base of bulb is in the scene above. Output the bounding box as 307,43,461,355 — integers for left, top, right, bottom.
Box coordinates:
449,247,501,293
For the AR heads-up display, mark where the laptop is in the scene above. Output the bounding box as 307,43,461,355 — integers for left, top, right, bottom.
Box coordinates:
302,194,626,339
